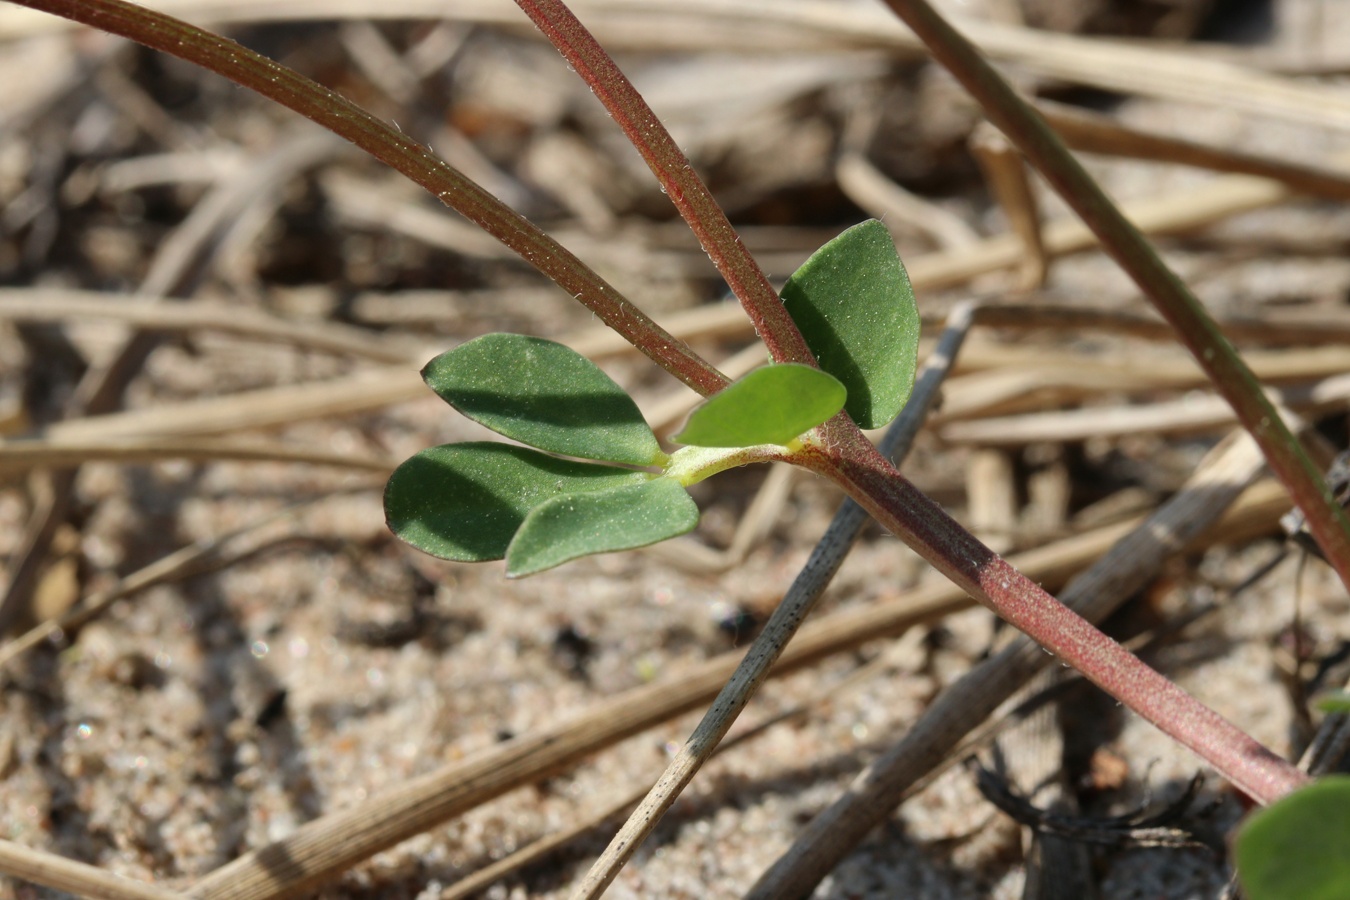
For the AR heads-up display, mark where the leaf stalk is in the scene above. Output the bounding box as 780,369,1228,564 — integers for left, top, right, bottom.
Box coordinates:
662,444,790,487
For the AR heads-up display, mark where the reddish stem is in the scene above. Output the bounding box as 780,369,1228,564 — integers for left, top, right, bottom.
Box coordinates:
11,0,729,397
798,427,1307,805
513,0,819,368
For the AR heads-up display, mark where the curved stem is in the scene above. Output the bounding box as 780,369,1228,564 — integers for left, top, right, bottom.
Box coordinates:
12,0,729,397
513,0,819,368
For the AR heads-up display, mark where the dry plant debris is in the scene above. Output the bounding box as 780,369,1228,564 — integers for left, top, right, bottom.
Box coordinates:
3,0,1350,898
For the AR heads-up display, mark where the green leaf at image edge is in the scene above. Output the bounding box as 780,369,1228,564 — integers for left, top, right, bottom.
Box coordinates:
781,219,920,430
673,364,846,448
384,442,646,562
506,477,698,577
1316,691,1350,714
422,333,661,466
1235,775,1350,900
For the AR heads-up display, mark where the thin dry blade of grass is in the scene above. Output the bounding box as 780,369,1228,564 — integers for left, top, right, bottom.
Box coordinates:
929,341,1350,425
835,152,982,252
0,436,394,475
970,122,1047,290
0,838,185,900
941,373,1350,445
1038,99,1350,203
39,368,423,443
962,305,1350,347
0,289,427,364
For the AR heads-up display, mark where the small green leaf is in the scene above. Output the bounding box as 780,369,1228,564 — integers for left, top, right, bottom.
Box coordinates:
422,333,661,466
1316,691,1350,714
673,364,846,448
384,442,646,562
781,219,920,429
1236,776,1350,900
506,477,698,576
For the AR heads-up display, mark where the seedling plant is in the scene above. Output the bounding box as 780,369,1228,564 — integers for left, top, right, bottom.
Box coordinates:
384,220,911,579
11,0,1350,897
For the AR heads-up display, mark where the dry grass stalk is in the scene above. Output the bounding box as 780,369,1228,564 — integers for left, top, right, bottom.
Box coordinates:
0,838,185,900
0,289,427,364
41,368,424,443
941,372,1350,445
970,122,1047,290
934,344,1350,422
835,152,981,252
0,436,394,475
1039,99,1350,203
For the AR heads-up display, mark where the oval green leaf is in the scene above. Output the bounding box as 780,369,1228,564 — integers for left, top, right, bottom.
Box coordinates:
1236,776,1350,900
780,219,920,429
385,442,646,562
422,333,661,466
673,364,846,448
506,477,698,577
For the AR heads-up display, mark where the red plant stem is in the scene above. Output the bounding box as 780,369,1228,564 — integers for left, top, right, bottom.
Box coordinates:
512,0,819,369
10,0,729,398
881,0,1350,603
798,430,1307,805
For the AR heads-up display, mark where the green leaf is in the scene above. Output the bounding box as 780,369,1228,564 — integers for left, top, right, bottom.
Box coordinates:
673,364,846,448
384,442,646,562
422,333,661,466
1316,692,1350,714
780,219,920,429
1236,776,1350,900
506,477,698,577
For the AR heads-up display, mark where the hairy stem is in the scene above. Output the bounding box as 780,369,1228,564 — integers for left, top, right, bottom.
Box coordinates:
799,431,1307,805
11,0,729,397
880,0,1350,600
513,0,819,368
